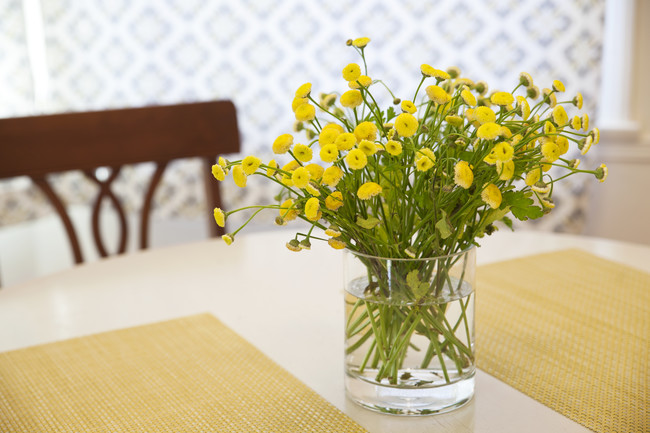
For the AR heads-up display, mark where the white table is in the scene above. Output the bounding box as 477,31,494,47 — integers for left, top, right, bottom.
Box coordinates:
1,229,648,433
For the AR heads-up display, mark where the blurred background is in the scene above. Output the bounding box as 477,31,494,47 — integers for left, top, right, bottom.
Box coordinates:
1,0,648,286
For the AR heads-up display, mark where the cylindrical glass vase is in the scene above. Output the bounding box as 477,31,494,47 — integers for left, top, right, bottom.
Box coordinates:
343,247,476,415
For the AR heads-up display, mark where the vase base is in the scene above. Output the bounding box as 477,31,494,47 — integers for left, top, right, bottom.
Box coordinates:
345,370,475,416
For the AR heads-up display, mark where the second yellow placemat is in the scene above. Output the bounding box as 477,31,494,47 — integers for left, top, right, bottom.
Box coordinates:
0,314,367,433
476,249,648,433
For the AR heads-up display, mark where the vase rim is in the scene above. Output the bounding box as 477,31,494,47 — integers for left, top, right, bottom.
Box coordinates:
344,244,476,261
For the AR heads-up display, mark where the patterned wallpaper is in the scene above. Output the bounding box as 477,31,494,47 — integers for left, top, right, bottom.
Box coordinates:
0,0,605,231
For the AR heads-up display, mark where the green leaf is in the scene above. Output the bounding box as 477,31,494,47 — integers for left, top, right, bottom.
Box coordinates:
435,210,453,239
501,216,514,231
505,190,544,221
406,270,430,298
386,106,397,121
356,216,381,229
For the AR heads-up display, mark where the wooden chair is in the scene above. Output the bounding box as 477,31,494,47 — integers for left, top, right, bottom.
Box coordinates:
0,101,240,268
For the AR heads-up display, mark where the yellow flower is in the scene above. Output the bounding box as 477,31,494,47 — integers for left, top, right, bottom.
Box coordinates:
232,165,247,187
305,163,324,181
552,79,565,92
342,63,361,82
305,183,320,196
211,164,225,181
474,106,496,124
464,108,476,122
590,127,600,144
323,122,345,134
454,161,473,189
222,234,234,245
279,199,299,221
335,132,357,151
491,91,514,106
573,93,583,109
322,166,344,187
571,115,582,130
291,97,308,112
416,156,434,171
400,100,417,114
445,115,464,127
280,174,293,187
425,85,450,104
295,82,312,98
525,169,541,186
552,105,568,126
273,134,294,154
318,127,340,147
213,207,226,227
385,140,402,156
266,159,278,177
542,88,557,107
349,75,372,89
415,148,436,172
292,144,313,162
491,141,514,162
496,160,515,180
582,113,589,131
340,90,363,108
421,64,450,80
481,184,502,209
321,93,336,108
286,239,301,252
319,143,339,163
483,152,497,165
358,139,378,156
282,160,300,173
325,191,344,210
291,166,311,188
394,113,419,137
461,89,477,106
477,122,502,140
328,238,346,250
532,181,551,194
304,197,321,221
527,85,540,99
556,136,569,155
474,80,488,95
541,140,561,162
539,196,555,209
325,226,342,237
345,148,368,170
516,96,530,120
352,37,370,48
357,181,382,200
519,72,534,87
242,155,262,175
544,121,556,134
579,135,593,155
295,103,316,121
354,121,377,142
595,163,608,182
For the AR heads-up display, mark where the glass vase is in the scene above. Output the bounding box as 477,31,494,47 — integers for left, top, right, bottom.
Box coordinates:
343,247,476,415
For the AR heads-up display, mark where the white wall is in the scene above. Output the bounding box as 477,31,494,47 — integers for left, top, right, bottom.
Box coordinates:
584,0,650,245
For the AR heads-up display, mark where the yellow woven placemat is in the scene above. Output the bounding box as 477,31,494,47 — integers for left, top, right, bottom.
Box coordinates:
476,249,649,433
0,313,367,433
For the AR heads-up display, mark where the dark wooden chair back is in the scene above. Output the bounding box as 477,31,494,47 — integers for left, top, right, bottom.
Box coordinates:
0,101,240,266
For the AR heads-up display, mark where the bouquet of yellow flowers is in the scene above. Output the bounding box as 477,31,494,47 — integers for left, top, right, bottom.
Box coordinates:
211,37,606,414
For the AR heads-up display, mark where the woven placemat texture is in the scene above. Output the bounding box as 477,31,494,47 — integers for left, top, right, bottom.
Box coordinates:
476,249,648,433
0,313,367,433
